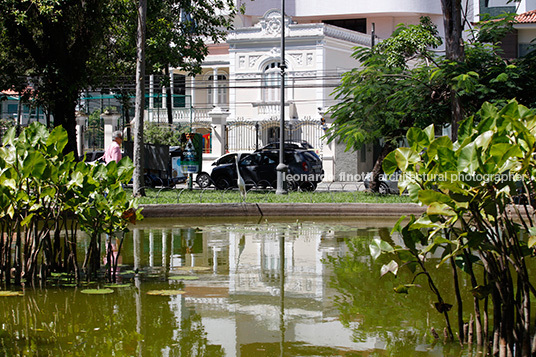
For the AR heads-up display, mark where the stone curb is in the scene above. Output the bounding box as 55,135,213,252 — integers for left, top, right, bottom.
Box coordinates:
139,203,426,218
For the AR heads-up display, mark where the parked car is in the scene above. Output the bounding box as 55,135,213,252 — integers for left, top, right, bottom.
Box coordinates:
363,171,400,194
83,150,105,163
254,141,314,152
210,149,323,191
193,152,251,188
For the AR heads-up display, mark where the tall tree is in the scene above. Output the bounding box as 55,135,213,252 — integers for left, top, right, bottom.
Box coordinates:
0,0,241,160
328,12,536,192
440,0,465,140
133,0,147,197
143,0,241,122
0,0,117,158
328,18,449,191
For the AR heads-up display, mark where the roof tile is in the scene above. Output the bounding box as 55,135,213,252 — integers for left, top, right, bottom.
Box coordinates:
516,9,536,24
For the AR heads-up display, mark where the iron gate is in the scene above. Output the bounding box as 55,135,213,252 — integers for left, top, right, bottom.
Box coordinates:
226,118,324,153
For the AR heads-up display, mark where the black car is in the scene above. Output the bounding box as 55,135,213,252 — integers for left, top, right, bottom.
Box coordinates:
254,141,314,152
194,151,251,188
363,171,400,194
210,149,323,191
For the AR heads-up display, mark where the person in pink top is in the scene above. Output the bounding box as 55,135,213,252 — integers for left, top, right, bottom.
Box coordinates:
104,130,123,164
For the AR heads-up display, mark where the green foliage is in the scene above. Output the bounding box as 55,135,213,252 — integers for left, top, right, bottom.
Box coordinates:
144,122,186,146
473,13,516,45
328,14,536,151
327,17,451,151
0,0,127,154
0,0,242,155
110,0,241,78
0,122,142,284
377,16,442,68
378,100,536,351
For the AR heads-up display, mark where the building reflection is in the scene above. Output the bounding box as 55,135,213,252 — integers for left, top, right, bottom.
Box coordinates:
125,222,382,355
0,221,404,355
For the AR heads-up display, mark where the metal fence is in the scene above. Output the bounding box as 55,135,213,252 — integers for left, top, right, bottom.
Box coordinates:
226,118,324,153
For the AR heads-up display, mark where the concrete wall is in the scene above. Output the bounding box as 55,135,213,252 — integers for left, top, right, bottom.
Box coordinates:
518,27,536,43
241,0,442,18
334,141,358,181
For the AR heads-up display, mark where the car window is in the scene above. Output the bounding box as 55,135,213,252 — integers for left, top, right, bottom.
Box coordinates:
240,154,259,165
301,151,320,162
284,152,297,163
260,153,277,165
217,154,237,165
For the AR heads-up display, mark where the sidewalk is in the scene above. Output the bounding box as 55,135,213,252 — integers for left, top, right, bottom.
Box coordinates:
140,202,425,218
173,181,367,192
316,181,366,192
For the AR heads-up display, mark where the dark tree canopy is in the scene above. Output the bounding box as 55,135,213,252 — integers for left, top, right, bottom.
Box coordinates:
0,0,240,157
0,0,118,156
327,14,536,191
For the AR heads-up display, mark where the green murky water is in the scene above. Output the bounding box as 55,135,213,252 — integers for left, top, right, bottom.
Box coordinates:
0,217,498,356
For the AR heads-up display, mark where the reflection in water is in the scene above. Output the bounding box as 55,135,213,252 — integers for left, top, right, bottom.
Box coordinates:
279,230,286,357
0,218,471,356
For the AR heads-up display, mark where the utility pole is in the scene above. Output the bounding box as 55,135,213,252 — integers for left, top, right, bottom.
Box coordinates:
133,0,147,197
276,0,288,195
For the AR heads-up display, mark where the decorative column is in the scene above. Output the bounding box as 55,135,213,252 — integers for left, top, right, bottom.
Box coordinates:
212,67,219,107
149,74,154,122
168,70,174,112
319,109,335,182
190,76,196,108
101,109,121,151
208,107,230,157
75,111,88,157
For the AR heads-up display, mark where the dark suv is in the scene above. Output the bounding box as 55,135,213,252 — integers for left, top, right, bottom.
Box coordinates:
210,149,323,191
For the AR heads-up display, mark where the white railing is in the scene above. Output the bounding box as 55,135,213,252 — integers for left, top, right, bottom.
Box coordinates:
256,103,280,116
146,107,213,124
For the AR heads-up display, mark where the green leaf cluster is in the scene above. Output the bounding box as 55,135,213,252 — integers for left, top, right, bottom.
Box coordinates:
327,17,451,151
328,14,536,153
144,122,188,146
376,100,536,349
0,122,142,283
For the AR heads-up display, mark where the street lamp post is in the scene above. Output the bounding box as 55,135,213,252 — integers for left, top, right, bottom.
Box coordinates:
276,0,288,195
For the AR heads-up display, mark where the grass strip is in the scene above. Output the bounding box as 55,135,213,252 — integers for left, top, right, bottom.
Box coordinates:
129,188,411,205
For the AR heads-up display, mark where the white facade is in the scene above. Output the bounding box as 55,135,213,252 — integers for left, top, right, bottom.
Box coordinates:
156,0,536,182
164,2,450,181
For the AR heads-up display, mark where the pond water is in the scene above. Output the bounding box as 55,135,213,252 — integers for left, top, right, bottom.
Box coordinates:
0,217,490,356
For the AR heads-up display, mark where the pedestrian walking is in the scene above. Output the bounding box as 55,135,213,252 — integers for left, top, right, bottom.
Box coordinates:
104,130,123,164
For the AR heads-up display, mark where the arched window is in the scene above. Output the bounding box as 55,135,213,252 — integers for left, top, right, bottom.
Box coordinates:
207,74,228,106
263,62,281,102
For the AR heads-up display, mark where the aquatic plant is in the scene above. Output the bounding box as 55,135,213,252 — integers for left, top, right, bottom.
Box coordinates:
377,100,536,355
0,123,142,285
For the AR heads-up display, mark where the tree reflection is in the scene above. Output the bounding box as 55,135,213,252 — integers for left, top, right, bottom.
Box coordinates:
0,286,223,355
324,228,470,355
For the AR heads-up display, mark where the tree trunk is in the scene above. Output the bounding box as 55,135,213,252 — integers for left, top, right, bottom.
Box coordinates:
369,142,393,192
133,0,147,197
440,0,465,141
450,254,464,343
165,64,173,125
52,92,79,159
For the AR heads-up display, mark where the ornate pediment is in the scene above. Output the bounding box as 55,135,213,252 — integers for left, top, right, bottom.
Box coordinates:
257,9,290,36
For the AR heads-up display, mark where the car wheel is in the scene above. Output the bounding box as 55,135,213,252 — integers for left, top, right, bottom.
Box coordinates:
214,177,231,190
300,182,317,192
144,176,155,188
287,180,298,191
196,173,211,188
378,182,390,194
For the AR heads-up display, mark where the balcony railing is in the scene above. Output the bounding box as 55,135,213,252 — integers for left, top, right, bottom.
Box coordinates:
146,107,214,124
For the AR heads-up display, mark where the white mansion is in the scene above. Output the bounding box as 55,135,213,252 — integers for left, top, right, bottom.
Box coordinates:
146,0,534,182
4,0,535,181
